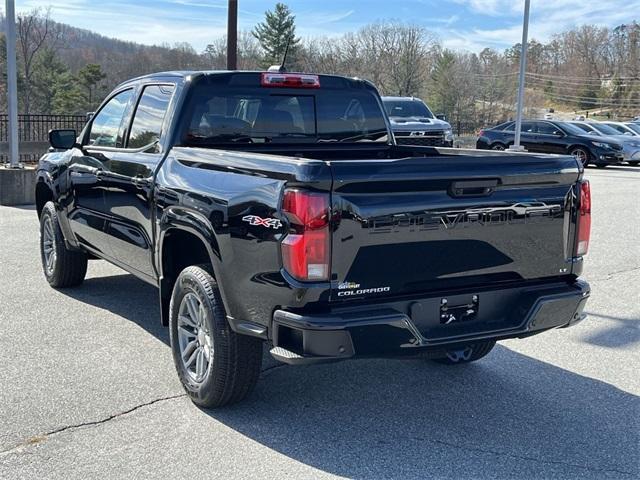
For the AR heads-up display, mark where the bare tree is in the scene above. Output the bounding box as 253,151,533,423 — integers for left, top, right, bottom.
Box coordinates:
17,9,60,113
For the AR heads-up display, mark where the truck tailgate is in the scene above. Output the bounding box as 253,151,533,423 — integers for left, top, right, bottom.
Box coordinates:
328,154,580,301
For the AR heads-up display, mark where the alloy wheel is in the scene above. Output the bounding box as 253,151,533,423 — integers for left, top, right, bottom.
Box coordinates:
42,216,57,274
177,292,213,383
572,148,588,166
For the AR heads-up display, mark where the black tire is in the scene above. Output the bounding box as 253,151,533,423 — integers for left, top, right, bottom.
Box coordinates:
39,201,88,288
628,161,639,166
169,265,262,408
490,143,506,151
431,340,496,365
570,147,590,167
595,163,607,169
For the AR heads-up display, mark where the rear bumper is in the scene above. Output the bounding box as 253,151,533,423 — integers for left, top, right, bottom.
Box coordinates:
270,279,590,365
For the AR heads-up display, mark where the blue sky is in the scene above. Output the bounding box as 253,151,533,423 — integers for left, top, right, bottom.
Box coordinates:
13,0,638,52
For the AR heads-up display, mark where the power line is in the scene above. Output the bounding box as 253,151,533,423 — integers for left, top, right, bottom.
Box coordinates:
469,71,640,86
524,71,640,81
532,93,640,108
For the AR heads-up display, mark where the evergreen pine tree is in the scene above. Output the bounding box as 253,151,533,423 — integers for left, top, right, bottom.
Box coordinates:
252,3,300,67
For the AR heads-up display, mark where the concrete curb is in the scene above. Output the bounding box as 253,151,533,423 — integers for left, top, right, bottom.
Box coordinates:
0,165,37,206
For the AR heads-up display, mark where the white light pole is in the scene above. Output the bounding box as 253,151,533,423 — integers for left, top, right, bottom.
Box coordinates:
510,0,530,152
4,0,20,167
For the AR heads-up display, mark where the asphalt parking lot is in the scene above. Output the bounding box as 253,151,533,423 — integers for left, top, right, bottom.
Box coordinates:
0,166,638,479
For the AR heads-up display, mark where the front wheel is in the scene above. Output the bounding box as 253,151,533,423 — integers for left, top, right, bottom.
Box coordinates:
570,147,590,167
169,266,262,408
628,161,639,166
39,201,88,288
431,340,496,365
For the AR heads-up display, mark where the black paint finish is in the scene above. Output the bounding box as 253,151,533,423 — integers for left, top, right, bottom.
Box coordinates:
36,71,590,361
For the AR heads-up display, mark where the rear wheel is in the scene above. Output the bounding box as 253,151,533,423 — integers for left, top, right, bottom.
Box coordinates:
570,147,590,167
39,201,88,288
490,143,506,151
169,265,262,408
431,340,496,365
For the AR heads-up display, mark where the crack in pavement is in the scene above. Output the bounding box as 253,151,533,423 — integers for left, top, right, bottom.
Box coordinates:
0,394,186,458
0,365,288,459
588,266,640,282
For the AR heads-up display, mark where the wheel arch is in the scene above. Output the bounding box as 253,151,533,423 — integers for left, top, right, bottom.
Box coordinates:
35,174,55,218
567,144,592,158
157,210,225,326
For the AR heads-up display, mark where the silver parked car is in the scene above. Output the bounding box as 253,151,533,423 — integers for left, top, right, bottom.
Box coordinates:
601,121,640,137
569,121,640,166
624,122,640,135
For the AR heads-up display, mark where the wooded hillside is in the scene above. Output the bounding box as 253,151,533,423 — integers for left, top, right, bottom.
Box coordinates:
1,7,638,130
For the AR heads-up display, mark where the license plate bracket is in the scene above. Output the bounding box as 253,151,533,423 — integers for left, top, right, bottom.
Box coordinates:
440,295,479,325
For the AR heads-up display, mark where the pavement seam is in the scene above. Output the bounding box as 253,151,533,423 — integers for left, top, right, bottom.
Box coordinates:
0,394,186,458
0,365,287,459
589,266,640,281
414,436,636,477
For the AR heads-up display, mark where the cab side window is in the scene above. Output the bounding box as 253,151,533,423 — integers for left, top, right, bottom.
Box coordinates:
504,122,534,133
128,85,175,149
89,89,134,147
536,122,562,135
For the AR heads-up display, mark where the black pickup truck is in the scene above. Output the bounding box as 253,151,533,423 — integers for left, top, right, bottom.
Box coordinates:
36,70,591,407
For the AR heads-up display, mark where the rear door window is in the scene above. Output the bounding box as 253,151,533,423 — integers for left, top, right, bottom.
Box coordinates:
128,85,175,149
536,122,563,135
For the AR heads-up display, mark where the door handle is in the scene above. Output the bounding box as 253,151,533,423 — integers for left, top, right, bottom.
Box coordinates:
70,164,104,180
449,179,498,198
132,176,151,188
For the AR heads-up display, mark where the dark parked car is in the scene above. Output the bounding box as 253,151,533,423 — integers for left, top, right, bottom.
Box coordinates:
477,120,623,167
36,71,591,407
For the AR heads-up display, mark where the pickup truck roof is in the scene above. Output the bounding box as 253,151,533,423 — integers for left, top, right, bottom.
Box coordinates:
116,70,374,90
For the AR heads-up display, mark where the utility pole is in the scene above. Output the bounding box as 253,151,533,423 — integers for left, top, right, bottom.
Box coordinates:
5,0,20,167
227,0,238,70
510,0,530,152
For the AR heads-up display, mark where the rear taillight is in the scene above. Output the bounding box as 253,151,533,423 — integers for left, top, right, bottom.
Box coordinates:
576,180,591,256
478,129,485,137
281,189,330,281
261,72,321,88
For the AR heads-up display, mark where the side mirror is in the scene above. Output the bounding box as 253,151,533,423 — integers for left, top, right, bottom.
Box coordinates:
49,129,77,150
436,113,447,121
86,112,95,121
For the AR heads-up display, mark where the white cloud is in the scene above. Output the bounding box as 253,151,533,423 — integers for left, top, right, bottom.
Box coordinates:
442,0,640,51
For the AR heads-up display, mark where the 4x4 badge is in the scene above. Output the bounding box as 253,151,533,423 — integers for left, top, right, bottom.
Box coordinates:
242,215,282,229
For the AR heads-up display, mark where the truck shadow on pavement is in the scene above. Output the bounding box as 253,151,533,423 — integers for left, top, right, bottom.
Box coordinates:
61,271,639,479
61,272,169,346
212,353,639,478
581,311,640,349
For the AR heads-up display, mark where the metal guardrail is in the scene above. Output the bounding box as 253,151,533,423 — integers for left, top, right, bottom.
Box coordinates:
0,114,87,164
0,114,481,163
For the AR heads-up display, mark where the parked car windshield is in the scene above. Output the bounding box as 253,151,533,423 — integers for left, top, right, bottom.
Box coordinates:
569,123,598,134
589,123,623,136
181,82,389,145
383,100,434,119
625,123,640,134
557,122,589,136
